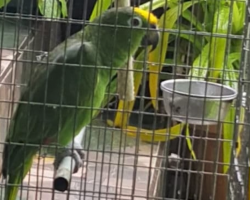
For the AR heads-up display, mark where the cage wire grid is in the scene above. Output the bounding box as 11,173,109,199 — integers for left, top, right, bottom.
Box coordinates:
0,0,249,200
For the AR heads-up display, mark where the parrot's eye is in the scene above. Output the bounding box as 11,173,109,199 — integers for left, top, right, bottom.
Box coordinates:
128,16,143,27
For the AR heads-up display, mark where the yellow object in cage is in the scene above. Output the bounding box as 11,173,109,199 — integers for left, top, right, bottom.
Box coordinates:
125,123,184,142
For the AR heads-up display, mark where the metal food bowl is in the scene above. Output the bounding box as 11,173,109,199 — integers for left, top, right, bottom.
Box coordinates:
160,79,237,125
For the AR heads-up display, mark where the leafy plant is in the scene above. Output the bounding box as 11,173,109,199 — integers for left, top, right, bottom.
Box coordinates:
188,1,245,173
107,0,246,174
0,0,68,18
38,0,68,18
0,0,11,9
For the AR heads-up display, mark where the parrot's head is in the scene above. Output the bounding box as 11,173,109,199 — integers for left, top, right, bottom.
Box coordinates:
129,7,160,52
86,7,159,67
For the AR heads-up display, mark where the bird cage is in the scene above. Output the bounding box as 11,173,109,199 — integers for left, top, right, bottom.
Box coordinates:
0,0,250,200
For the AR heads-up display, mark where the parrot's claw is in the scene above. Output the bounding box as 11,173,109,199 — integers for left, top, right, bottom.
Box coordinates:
53,143,85,173
36,52,48,61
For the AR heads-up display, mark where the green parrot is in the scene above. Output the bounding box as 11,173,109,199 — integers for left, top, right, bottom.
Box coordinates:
1,6,159,200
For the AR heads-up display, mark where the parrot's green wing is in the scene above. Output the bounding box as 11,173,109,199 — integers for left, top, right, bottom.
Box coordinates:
2,7,160,200
2,40,102,200
27,30,84,93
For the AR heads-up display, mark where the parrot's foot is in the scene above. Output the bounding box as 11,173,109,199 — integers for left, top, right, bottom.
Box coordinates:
36,52,48,61
53,142,85,173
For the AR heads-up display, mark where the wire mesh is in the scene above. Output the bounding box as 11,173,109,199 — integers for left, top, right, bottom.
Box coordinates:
0,0,249,200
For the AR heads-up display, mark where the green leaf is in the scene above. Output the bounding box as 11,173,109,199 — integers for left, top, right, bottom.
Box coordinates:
90,0,113,21
148,0,204,109
164,58,183,65
209,4,230,79
181,9,206,33
223,62,237,90
222,52,240,89
228,52,241,63
38,0,61,18
139,0,169,11
185,124,197,160
189,43,210,79
237,0,246,32
201,3,211,31
223,107,245,173
172,24,203,50
230,51,241,70
232,2,241,33
223,107,234,174
58,0,67,18
0,0,11,9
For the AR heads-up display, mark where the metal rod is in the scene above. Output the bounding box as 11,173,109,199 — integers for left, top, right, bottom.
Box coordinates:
53,127,86,192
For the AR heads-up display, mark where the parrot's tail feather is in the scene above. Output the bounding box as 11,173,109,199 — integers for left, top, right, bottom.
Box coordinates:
3,142,37,200
2,143,8,179
5,175,20,200
4,155,34,200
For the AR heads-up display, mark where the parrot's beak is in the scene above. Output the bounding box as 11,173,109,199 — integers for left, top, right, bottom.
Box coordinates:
141,24,160,52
